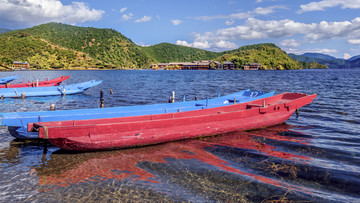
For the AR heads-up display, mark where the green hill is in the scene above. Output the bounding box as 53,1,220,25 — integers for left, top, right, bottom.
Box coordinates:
216,43,327,70
141,42,221,63
0,31,99,69
0,23,153,69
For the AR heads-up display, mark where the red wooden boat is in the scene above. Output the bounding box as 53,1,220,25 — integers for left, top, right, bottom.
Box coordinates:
30,92,316,151
0,75,70,88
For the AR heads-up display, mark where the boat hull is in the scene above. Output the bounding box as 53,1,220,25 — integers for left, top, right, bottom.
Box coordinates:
0,80,102,98
33,93,316,151
0,76,69,88
0,76,20,84
1,90,274,139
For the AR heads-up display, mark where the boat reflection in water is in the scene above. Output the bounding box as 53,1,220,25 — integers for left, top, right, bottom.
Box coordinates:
31,124,331,201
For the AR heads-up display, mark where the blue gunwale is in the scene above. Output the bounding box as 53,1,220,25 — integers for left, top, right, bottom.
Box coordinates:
0,76,20,84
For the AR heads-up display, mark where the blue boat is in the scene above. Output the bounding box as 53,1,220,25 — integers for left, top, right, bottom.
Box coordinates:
0,90,274,139
0,80,102,98
0,76,20,84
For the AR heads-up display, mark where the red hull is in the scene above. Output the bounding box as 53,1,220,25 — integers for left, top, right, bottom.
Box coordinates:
0,76,69,88
33,93,316,151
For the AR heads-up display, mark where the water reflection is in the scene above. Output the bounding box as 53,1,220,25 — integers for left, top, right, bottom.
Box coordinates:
28,124,335,201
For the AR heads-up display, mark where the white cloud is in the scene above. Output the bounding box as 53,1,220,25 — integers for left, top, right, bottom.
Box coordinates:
348,39,360,45
298,0,360,13
225,20,234,26
213,40,238,49
176,40,192,47
0,0,104,28
134,16,152,23
192,41,211,49
176,39,236,50
171,19,182,26
200,17,360,42
344,53,351,59
279,39,300,47
253,6,287,15
122,13,133,21
195,5,287,21
120,7,127,13
181,17,360,51
286,48,338,55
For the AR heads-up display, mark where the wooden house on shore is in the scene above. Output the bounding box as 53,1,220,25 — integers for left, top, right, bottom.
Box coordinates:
243,63,261,70
150,61,261,70
12,61,30,70
223,61,236,70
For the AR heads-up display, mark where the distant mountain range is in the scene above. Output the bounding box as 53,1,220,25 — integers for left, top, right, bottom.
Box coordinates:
289,53,360,69
0,23,327,70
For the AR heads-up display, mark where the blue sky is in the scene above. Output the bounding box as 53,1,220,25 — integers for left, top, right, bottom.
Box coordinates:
1,0,360,59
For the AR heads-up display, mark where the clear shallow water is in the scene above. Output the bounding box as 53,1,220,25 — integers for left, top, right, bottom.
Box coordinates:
0,69,359,202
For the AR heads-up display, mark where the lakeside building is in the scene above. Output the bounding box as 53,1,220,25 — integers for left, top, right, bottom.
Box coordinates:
12,61,30,70
150,61,261,70
150,61,222,70
223,61,235,70
243,63,261,70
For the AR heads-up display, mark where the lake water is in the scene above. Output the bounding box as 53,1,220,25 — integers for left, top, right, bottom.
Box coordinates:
0,69,359,202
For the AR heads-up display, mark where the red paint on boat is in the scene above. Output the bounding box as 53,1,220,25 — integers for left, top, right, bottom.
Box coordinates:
0,75,69,88
32,93,316,151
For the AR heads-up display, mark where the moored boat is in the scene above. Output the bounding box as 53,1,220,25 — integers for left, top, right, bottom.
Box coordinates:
0,80,102,98
0,90,274,139
0,75,70,88
30,92,316,151
0,75,20,84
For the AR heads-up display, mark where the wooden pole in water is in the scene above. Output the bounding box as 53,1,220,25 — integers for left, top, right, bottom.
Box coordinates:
21,92,25,99
50,104,56,111
100,90,104,108
1,95,3,100
110,89,113,95
172,91,175,103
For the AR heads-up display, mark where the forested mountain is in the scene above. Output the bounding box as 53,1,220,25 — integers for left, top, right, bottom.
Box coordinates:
216,44,327,70
0,22,327,70
141,43,222,63
0,23,153,69
302,53,338,61
289,53,360,69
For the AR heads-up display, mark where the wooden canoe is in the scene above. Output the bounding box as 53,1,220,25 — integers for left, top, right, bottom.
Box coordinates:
0,75,20,84
30,92,316,151
1,90,274,139
0,80,102,98
0,75,70,88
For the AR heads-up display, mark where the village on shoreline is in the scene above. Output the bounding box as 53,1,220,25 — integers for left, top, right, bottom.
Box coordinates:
150,61,261,70
5,60,263,71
